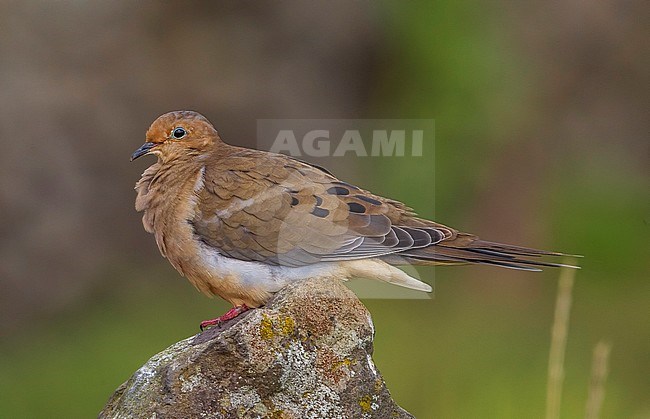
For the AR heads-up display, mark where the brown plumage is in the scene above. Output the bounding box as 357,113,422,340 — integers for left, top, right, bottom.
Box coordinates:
132,110,577,329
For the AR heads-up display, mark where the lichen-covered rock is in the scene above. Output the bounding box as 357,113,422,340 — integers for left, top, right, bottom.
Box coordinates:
99,277,414,419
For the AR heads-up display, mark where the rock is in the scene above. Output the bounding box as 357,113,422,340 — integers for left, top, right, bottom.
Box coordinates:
99,277,414,419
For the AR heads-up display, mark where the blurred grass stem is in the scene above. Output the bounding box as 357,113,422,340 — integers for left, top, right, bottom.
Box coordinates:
545,262,576,419
584,341,611,419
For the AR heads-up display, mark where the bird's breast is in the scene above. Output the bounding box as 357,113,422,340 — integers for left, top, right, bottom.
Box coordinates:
136,163,206,271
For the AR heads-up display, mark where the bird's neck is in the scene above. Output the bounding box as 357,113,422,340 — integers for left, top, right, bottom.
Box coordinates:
152,157,205,196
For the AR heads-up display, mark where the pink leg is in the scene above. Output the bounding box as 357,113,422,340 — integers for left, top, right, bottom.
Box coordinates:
200,304,250,331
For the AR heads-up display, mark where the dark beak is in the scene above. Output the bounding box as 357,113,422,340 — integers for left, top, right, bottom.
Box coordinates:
130,142,156,161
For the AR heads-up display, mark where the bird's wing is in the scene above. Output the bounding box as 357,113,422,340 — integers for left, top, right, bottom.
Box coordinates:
192,149,448,266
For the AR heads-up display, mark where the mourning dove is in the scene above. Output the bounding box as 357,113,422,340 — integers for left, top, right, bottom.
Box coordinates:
132,111,576,330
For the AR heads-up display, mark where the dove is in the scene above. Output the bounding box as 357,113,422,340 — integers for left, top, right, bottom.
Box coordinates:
132,110,576,330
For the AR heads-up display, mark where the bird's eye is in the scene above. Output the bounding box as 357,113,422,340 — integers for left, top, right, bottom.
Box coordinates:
172,127,186,139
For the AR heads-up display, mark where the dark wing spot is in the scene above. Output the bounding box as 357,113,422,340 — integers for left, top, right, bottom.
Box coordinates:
333,181,359,191
354,195,382,206
311,207,330,218
290,197,299,206
327,186,350,196
314,195,323,206
347,202,366,214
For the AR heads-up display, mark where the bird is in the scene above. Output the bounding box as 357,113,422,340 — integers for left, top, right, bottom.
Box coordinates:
131,110,577,330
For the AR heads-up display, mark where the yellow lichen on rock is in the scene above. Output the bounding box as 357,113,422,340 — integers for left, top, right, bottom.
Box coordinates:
260,315,295,341
332,358,353,372
259,314,275,340
280,316,295,336
359,394,373,413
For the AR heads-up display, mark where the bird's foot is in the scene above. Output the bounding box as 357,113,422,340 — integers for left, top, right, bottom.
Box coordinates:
199,304,250,331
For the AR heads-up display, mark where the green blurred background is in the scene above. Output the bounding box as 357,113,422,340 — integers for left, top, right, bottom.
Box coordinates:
0,1,647,418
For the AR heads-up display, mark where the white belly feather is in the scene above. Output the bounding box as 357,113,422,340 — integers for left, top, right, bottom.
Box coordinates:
196,242,344,294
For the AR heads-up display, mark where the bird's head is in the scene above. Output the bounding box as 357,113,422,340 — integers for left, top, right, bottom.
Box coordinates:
131,110,219,162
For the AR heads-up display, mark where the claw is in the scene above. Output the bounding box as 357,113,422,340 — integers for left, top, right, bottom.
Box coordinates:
199,304,250,331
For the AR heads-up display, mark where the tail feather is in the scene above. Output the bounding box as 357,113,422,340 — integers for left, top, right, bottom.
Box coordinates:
396,239,580,271
468,239,582,258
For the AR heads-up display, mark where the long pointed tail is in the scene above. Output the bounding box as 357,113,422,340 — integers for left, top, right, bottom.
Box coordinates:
397,238,581,272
